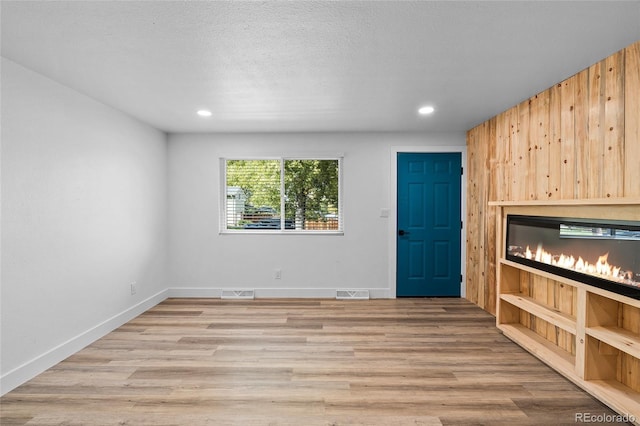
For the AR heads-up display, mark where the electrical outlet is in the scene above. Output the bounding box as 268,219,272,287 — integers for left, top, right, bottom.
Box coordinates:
274,269,282,279
130,282,137,295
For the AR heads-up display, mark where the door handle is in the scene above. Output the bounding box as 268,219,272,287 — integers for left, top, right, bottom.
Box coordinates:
398,230,409,236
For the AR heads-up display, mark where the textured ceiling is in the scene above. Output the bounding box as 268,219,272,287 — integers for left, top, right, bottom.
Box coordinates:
2,1,639,134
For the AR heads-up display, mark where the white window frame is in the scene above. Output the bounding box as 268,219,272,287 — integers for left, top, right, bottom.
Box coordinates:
220,156,344,235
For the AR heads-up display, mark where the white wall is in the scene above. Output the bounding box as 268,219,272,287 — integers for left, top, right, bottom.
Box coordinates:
0,58,168,393
168,132,465,298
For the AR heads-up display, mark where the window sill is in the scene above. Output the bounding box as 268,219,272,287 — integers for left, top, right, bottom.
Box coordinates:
219,230,344,236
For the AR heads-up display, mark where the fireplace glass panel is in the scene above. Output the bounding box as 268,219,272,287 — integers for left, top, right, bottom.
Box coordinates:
506,215,640,299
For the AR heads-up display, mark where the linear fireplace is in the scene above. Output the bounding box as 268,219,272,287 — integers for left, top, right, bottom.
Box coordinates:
506,215,640,300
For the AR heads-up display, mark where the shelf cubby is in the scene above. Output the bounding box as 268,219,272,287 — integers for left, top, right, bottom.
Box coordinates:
500,293,576,335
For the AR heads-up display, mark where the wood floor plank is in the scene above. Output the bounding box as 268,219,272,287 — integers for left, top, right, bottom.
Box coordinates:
0,298,625,425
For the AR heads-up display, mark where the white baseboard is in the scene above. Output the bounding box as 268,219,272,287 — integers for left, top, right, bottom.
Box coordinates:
168,287,391,299
167,287,222,298
0,289,169,395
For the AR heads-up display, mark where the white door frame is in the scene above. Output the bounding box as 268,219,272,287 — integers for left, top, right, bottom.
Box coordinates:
389,146,467,298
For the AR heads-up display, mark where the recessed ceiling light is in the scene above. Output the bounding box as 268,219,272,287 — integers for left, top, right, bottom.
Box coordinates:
418,106,435,115
197,109,212,117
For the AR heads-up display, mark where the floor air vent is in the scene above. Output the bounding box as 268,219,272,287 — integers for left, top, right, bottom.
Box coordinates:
336,289,370,300
221,289,255,299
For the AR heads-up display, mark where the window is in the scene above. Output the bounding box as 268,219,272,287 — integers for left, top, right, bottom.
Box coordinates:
222,158,342,233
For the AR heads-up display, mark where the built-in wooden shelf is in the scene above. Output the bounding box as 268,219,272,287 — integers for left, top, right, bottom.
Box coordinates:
489,197,640,206
587,380,640,422
587,326,640,360
500,293,576,335
495,201,640,425
500,258,640,306
499,323,576,375
500,258,584,288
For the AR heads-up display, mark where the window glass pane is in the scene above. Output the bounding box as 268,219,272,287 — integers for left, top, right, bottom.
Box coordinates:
223,158,341,232
225,160,281,230
284,159,339,231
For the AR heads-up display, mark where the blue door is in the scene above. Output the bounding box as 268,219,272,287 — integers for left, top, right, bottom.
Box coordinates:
397,153,461,297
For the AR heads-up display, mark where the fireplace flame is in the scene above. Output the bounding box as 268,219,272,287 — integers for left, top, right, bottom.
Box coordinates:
522,244,637,287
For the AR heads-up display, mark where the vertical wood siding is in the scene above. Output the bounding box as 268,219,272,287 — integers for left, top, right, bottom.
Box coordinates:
465,41,640,315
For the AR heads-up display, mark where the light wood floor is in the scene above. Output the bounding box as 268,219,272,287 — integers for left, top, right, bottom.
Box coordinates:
1,298,625,425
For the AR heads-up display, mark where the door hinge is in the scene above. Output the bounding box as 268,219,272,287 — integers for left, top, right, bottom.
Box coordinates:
461,220,463,229
461,167,464,175
460,274,463,283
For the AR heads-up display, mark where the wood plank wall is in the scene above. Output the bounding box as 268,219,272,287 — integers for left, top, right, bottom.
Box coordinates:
466,40,640,315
